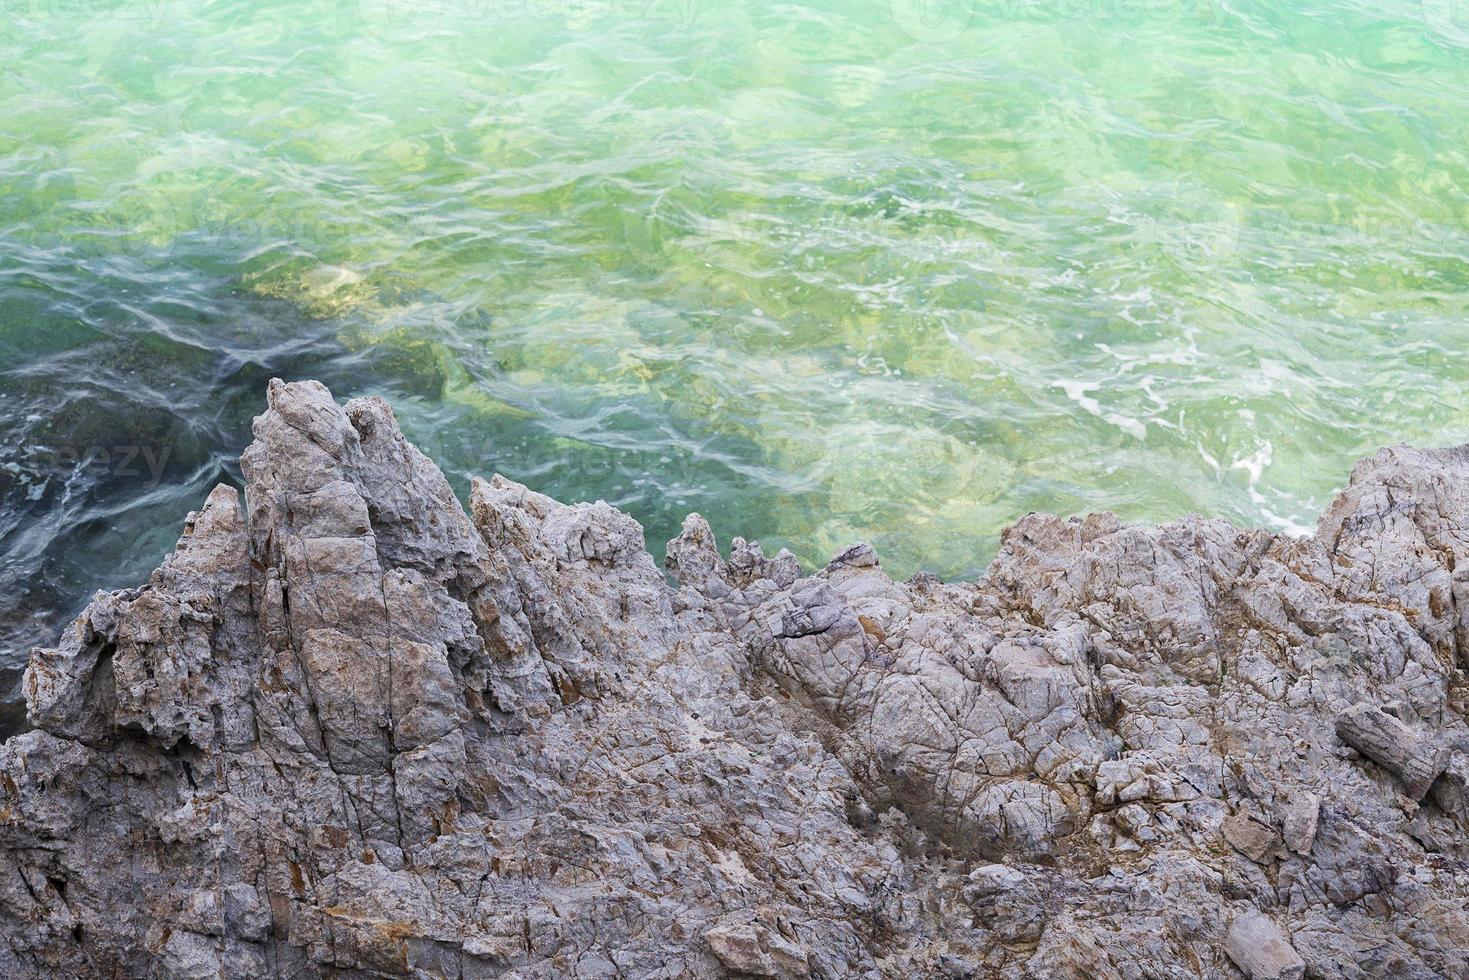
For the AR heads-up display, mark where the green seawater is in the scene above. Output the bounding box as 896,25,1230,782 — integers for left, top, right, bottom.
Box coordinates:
1,0,1468,684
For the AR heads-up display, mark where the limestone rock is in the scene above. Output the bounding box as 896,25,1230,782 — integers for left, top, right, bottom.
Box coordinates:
703,922,778,976
1335,702,1450,800
2,382,1468,978
1281,793,1320,856
702,919,808,978
1226,910,1306,980
1222,812,1280,864
1431,752,1469,829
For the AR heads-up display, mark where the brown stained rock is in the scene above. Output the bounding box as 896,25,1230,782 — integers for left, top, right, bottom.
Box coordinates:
1222,812,1281,864
2,382,1468,978
703,923,777,977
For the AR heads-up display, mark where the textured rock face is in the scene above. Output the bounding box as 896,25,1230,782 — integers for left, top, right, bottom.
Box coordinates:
3,379,1469,979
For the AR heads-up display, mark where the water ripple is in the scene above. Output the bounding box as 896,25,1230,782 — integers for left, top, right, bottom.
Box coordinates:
2,0,1469,718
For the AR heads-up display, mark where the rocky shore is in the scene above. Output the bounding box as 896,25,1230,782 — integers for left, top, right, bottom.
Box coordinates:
2,379,1466,978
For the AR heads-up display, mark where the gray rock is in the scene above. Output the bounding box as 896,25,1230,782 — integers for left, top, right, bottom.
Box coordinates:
1281,793,1320,856
1431,752,1469,829
1335,702,1450,800
1226,910,1306,980
2,381,1467,978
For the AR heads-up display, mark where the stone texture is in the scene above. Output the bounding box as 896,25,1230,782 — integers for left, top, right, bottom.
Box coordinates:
1281,793,1320,857
1222,812,1281,864
1335,702,1450,801
2,380,1468,978
1226,910,1306,980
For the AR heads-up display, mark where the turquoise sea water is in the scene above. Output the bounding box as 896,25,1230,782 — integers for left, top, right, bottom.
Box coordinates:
2,0,1468,699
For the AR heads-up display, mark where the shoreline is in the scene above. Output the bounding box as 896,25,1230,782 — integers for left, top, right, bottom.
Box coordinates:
1,379,1465,977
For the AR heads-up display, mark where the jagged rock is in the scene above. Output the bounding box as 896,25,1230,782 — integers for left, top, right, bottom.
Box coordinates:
2,382,1468,978
1335,702,1450,801
1225,910,1306,980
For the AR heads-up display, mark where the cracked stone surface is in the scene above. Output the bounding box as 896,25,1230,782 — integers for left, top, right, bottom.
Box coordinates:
3,379,1469,978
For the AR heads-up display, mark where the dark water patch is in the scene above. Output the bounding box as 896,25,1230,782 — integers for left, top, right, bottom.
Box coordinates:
0,671,25,740
0,273,447,714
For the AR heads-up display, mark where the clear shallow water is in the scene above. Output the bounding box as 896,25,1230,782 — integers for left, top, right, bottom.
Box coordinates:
2,0,1469,700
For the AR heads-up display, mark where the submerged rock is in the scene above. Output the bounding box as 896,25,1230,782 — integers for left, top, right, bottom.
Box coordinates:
2,380,1468,978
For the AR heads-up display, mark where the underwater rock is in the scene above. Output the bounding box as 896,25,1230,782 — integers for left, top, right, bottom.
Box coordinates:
2,381,1468,978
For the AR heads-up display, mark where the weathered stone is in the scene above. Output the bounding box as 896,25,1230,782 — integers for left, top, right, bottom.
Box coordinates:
1335,702,1450,800
703,923,778,976
1,381,1467,978
1281,793,1320,856
1222,812,1280,863
1431,752,1469,829
1225,910,1306,980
